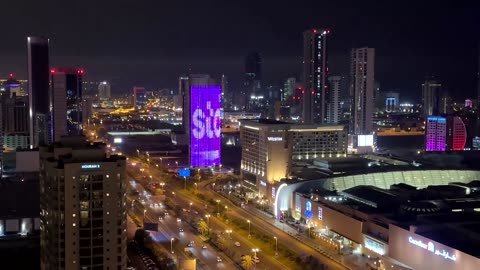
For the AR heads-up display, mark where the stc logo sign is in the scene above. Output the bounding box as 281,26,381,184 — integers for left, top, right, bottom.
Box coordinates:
190,85,222,167
192,101,221,139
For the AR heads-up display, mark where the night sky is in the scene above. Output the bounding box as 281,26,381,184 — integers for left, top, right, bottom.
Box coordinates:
1,0,479,102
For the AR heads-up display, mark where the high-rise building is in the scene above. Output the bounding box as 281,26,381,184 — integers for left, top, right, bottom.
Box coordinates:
302,29,330,124
244,52,262,110
40,136,127,270
422,79,447,117
50,68,84,142
385,91,400,112
221,74,231,110
425,116,447,151
181,75,222,167
239,119,347,191
98,81,111,100
425,116,467,152
327,76,342,124
27,36,50,147
283,77,296,101
350,47,375,135
133,86,147,110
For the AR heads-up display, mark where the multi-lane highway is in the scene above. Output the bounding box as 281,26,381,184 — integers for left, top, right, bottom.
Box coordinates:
127,158,348,270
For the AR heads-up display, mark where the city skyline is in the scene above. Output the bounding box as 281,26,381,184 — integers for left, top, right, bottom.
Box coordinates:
0,1,478,101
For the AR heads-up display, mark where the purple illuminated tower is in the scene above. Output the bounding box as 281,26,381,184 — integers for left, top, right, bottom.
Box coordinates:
187,80,222,167
425,116,446,151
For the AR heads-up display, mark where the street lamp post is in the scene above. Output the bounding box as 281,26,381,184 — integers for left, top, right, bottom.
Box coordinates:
160,182,165,191
274,236,278,256
143,209,147,223
136,149,139,157
160,157,163,166
184,176,187,189
170,238,174,254
247,220,251,238
216,200,220,215
212,183,216,191
189,202,192,212
252,248,259,269
226,229,232,247
205,214,211,226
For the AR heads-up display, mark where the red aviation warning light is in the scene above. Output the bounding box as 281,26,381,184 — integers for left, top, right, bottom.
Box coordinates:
50,69,56,74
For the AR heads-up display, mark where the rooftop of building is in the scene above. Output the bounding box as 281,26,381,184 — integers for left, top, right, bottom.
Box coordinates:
240,118,290,126
407,213,480,257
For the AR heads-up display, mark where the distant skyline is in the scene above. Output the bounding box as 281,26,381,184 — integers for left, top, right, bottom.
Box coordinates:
0,1,479,102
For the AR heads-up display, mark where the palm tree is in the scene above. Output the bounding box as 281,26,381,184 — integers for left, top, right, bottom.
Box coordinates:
196,220,209,236
241,255,255,269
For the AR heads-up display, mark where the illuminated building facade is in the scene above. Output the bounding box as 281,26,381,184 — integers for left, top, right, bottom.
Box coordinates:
133,86,147,110
181,74,222,167
40,136,127,270
240,119,347,191
426,116,468,152
303,29,329,124
425,116,447,151
50,68,84,142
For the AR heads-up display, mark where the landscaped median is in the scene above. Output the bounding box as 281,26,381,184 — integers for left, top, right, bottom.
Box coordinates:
189,190,329,270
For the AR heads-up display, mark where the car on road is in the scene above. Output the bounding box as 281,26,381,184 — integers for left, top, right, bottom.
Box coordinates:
177,218,181,222
187,241,194,247
179,228,184,232
216,256,222,262
202,245,207,249
234,242,241,247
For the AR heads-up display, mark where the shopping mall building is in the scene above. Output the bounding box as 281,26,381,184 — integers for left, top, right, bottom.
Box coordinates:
271,166,480,270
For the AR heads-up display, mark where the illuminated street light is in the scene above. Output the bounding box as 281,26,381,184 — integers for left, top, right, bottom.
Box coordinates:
136,149,139,157
252,248,259,268
189,202,193,212
216,199,220,215
274,236,278,256
247,220,251,238
205,214,211,226
170,238,174,254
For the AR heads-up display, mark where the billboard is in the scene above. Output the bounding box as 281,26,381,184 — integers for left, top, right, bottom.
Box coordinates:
190,85,222,167
178,168,191,177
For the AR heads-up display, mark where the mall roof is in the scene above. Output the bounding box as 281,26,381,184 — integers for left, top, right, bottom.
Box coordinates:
240,119,290,125
412,213,480,257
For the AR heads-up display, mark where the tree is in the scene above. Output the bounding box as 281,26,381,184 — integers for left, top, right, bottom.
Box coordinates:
241,255,255,270
134,229,149,247
196,220,210,236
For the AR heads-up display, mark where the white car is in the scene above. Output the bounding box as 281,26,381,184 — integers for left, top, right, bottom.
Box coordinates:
216,256,222,262
234,242,241,247
177,218,181,222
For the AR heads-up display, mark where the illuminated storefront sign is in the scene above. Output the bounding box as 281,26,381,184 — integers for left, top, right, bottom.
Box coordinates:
267,137,282,142
304,201,313,220
365,237,385,255
81,164,100,169
318,207,323,221
190,85,222,167
408,236,457,261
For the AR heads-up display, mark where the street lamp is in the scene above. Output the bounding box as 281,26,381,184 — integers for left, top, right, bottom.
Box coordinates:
160,157,163,166
183,176,187,189
226,229,232,246
175,161,178,166
189,202,193,212
136,149,140,157
143,209,147,221
160,182,165,190
274,236,278,256
205,214,211,226
216,200,220,215
247,220,251,238
252,248,259,268
212,183,216,191
170,238,174,254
